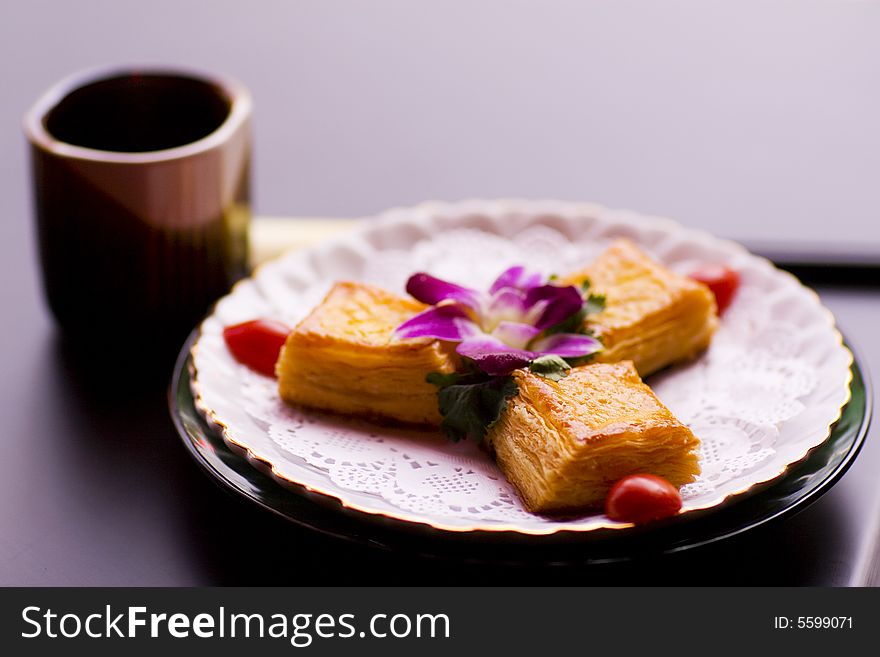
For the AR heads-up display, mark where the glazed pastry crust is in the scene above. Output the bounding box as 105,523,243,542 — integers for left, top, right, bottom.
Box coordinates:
487,362,700,514
277,281,458,425
277,241,716,444
564,239,718,377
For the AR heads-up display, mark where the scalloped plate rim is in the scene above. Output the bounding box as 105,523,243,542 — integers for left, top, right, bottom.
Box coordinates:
189,199,854,536
171,337,870,554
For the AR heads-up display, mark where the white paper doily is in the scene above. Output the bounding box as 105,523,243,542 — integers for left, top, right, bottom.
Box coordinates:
191,200,852,534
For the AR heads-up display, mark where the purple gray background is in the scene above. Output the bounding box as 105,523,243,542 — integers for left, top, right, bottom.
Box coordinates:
4,1,880,243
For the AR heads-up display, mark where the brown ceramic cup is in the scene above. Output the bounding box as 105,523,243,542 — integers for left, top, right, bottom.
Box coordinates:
24,66,252,354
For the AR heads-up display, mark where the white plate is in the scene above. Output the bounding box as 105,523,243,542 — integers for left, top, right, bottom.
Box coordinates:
191,200,852,535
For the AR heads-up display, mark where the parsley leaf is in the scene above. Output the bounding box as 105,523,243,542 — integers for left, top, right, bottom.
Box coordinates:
529,354,572,382
585,292,606,315
425,371,464,388
428,372,518,443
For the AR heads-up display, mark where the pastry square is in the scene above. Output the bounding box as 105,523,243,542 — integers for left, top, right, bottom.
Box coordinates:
277,240,716,432
277,281,459,425
487,361,700,514
564,239,718,377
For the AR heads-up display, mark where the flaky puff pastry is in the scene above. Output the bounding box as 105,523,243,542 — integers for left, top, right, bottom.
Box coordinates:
564,239,718,377
277,282,458,425
487,361,700,514
277,240,717,427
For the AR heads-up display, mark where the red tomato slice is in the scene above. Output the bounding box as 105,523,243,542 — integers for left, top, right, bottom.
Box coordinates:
688,264,740,314
605,474,682,524
223,319,291,377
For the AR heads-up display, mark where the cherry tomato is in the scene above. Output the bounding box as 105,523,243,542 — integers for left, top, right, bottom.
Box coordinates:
223,319,291,377
605,474,682,524
688,264,740,314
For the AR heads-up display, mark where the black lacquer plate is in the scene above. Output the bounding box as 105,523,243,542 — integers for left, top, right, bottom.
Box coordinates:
169,334,871,564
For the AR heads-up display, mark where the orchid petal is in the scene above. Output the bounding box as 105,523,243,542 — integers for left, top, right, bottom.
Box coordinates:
395,304,476,341
485,288,528,325
397,264,600,375
489,266,544,294
406,273,480,310
525,284,585,330
521,298,549,327
531,332,602,358
490,321,541,350
452,317,483,339
456,337,534,376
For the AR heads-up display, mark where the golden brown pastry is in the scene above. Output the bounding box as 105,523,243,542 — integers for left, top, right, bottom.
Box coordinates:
487,361,700,514
277,240,717,427
564,239,718,376
276,281,458,424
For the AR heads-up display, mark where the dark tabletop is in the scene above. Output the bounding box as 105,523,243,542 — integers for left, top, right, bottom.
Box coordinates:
0,276,876,586
1,1,879,586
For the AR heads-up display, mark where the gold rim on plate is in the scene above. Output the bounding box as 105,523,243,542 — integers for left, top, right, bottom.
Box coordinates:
189,199,854,535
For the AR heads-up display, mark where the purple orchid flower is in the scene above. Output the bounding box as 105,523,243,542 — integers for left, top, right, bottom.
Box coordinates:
395,266,601,376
